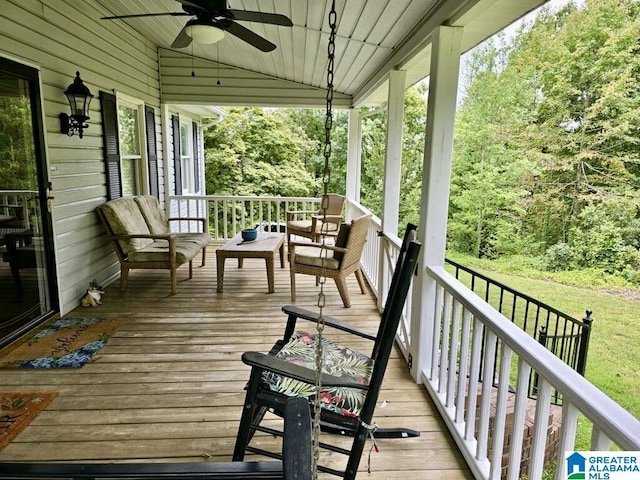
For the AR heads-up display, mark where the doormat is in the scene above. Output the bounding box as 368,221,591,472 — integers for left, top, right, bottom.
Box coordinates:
0,391,57,451
0,317,125,368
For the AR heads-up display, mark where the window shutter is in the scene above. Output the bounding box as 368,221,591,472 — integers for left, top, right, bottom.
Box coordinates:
172,114,182,195
192,121,200,193
100,91,122,200
145,105,160,199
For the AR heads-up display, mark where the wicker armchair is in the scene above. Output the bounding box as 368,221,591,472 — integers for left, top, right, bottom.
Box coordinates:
288,213,371,308
285,193,345,244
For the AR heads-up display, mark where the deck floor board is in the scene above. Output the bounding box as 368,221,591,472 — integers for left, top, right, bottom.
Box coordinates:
0,248,473,479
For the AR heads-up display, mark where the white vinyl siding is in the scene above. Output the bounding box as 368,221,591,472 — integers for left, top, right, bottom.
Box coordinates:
0,0,163,314
159,49,352,108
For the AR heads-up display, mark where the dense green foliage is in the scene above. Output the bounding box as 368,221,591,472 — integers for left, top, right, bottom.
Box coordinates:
449,0,640,283
359,85,428,226
203,107,347,197
203,0,640,283
0,94,37,190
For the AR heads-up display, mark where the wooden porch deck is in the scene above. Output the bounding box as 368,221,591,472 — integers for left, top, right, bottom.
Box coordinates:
0,247,473,479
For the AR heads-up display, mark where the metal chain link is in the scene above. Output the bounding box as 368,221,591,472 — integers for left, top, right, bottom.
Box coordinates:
313,2,337,478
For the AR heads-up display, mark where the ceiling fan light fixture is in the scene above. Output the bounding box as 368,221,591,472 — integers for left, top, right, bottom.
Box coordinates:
185,24,225,44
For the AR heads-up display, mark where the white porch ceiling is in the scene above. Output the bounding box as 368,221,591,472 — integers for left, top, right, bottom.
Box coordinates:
95,0,548,107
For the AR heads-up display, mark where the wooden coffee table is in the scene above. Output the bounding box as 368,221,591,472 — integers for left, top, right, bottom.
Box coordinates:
216,232,285,293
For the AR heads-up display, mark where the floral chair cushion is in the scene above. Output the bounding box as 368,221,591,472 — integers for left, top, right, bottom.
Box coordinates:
262,331,374,417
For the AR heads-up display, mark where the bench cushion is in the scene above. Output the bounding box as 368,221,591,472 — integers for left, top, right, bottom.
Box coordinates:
135,195,170,235
100,198,153,254
128,238,205,264
174,232,211,247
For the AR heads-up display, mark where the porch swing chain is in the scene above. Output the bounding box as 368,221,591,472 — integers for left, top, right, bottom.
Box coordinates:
313,1,336,477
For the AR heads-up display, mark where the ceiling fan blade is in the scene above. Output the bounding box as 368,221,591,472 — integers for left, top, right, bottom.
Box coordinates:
171,25,194,48
227,10,293,27
176,0,224,10
101,12,191,20
225,21,276,52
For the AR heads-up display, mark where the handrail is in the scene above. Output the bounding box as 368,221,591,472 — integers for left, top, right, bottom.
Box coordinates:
445,258,584,328
445,257,593,404
0,189,37,231
170,195,320,241
424,264,640,479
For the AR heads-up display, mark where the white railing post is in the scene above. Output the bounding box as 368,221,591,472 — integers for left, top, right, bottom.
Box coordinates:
346,108,362,204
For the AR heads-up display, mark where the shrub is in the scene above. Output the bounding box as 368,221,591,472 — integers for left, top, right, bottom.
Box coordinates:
543,242,575,271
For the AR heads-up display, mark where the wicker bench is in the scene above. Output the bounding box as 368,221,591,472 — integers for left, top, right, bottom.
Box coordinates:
96,195,210,294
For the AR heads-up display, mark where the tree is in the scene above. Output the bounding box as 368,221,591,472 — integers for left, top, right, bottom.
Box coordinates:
359,85,429,230
449,0,640,274
0,95,37,191
450,40,537,257
281,108,348,195
204,107,315,197
514,0,640,249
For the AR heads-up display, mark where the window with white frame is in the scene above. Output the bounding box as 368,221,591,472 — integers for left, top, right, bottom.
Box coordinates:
117,98,147,196
180,121,193,193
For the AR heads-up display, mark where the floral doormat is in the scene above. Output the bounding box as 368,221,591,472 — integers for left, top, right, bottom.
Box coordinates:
0,391,58,450
0,317,125,368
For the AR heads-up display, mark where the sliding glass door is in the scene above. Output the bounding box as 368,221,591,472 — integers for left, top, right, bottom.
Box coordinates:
0,57,58,348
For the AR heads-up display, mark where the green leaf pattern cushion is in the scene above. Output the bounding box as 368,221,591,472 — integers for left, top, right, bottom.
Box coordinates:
263,331,373,417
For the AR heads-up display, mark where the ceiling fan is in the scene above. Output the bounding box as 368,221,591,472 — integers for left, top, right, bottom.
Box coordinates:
101,0,293,52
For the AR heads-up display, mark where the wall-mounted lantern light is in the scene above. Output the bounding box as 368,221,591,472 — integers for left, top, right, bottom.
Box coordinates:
59,71,94,139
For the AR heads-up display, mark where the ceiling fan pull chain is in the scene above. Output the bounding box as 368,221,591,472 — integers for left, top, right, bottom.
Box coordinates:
191,42,195,77
216,44,221,85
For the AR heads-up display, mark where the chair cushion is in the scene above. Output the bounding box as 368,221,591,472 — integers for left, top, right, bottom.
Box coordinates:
287,219,313,233
263,331,373,417
294,246,340,270
135,195,170,234
333,223,350,262
100,197,154,254
128,237,204,264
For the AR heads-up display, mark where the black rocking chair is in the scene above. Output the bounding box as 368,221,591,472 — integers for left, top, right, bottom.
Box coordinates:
233,224,421,480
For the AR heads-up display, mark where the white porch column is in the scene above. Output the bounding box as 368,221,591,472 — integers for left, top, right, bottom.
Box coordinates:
345,108,362,208
410,26,463,381
377,70,406,309
380,69,406,237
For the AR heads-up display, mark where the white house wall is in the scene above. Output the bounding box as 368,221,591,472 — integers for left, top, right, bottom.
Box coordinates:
0,0,163,315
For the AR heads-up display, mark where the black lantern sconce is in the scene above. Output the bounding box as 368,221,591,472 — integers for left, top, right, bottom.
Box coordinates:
59,71,94,139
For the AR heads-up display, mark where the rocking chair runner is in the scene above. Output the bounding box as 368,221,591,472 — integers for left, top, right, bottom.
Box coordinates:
233,224,421,480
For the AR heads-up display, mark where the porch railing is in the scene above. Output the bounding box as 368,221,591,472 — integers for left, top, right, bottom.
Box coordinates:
170,195,321,241
169,194,386,291
170,195,414,361
423,265,640,480
168,195,640,480
0,190,37,232
445,258,593,404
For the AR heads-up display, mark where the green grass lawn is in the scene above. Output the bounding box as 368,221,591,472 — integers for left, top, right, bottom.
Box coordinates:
445,253,640,448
